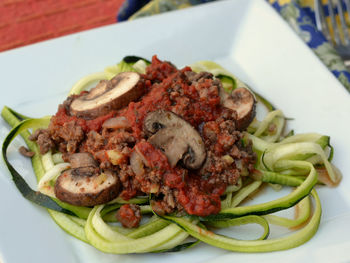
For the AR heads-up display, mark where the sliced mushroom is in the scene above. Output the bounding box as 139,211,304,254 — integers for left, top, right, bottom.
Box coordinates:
54,169,120,206
68,152,98,168
144,110,206,169
220,87,256,130
148,129,189,167
70,72,144,119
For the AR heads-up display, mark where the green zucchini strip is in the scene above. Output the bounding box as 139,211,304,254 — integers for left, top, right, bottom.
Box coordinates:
100,203,122,216
230,181,262,208
99,204,150,223
206,215,270,240
41,150,55,171
154,222,204,253
108,196,148,204
126,217,170,239
92,206,132,242
263,195,311,228
104,57,150,79
155,240,200,253
2,105,31,123
90,205,190,252
209,161,317,220
1,107,46,180
149,230,189,252
255,168,312,229
122,55,151,64
132,60,148,74
52,152,64,164
277,133,326,145
105,62,136,79
69,214,87,227
245,133,271,153
225,177,242,194
1,116,76,215
38,162,71,197
163,189,320,252
254,92,275,111
253,110,285,143
221,192,233,210
222,178,243,209
49,210,88,243
1,107,96,241
155,222,204,253
253,169,303,187
69,72,107,95
53,198,92,219
263,142,337,182
140,205,152,213
84,206,185,254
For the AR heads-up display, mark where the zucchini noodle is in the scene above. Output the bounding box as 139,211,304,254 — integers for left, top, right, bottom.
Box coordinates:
38,162,70,197
69,72,107,95
1,56,341,254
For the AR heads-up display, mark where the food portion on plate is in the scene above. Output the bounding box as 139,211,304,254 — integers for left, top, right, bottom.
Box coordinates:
1,55,342,254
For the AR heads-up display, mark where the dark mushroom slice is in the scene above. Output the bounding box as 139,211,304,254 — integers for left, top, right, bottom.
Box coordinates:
70,72,144,119
220,87,256,130
148,129,189,167
144,110,206,169
54,168,120,206
68,152,98,169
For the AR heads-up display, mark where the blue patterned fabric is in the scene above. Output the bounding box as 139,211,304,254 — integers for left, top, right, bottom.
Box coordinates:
117,0,350,92
117,0,151,21
269,0,350,91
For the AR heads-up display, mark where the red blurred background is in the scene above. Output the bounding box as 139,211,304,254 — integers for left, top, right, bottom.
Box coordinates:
0,0,124,52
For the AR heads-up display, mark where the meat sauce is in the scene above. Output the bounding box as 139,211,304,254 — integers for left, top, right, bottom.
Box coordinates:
46,55,255,218
135,141,221,216
116,204,141,228
52,105,115,133
120,56,221,139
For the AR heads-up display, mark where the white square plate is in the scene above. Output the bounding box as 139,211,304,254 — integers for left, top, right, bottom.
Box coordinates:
0,0,349,262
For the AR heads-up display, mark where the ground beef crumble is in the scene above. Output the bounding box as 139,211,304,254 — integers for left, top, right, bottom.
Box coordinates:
116,204,141,228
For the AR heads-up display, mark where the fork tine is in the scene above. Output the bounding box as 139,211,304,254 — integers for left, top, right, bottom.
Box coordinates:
344,0,350,41
328,0,342,45
315,0,332,42
345,0,350,14
336,0,350,45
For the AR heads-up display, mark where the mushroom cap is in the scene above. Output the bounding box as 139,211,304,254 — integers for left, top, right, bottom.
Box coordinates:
54,169,120,206
220,87,256,130
144,110,206,169
148,129,189,167
70,72,144,119
68,152,98,169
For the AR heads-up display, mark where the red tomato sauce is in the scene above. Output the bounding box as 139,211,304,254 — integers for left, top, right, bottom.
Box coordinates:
121,56,222,139
133,141,223,217
52,105,115,133
51,55,236,217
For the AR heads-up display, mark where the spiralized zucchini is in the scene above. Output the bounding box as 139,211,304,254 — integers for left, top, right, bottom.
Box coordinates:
1,56,341,254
